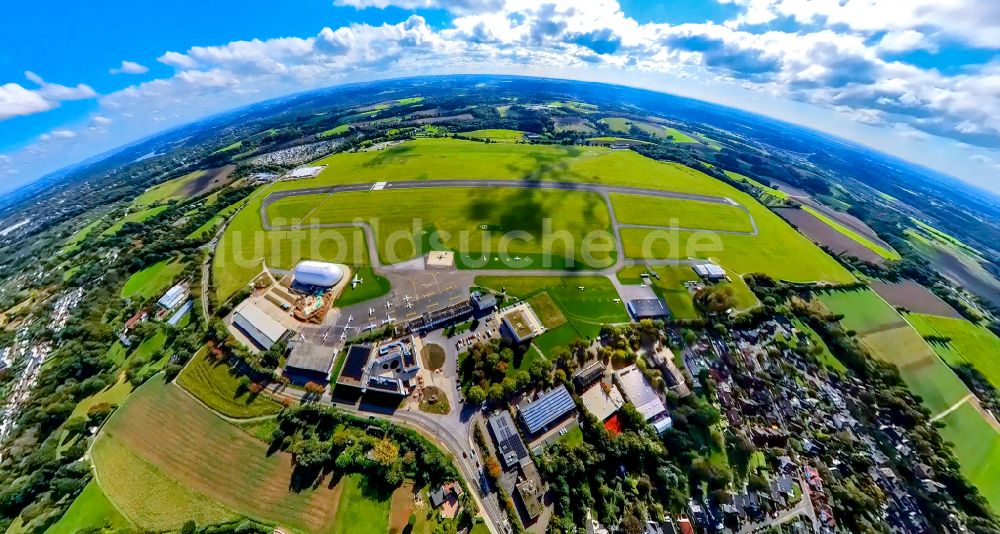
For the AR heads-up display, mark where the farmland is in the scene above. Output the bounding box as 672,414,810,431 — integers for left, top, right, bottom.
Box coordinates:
800,205,900,261
610,193,753,233
266,187,615,269
816,289,904,335
777,207,889,264
175,346,285,418
46,481,131,534
937,402,1000,511
93,377,342,532
459,128,524,142
120,258,186,300
133,165,237,207
870,280,960,318
907,313,1000,388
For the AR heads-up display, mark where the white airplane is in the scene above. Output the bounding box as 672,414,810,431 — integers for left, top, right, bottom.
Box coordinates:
351,274,363,288
369,307,375,316
347,315,353,322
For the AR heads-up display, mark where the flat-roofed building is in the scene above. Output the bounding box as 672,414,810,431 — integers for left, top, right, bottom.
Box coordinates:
232,300,289,351
285,341,337,385
627,298,671,320
501,302,545,343
573,361,606,390
693,262,727,281
614,364,669,425
518,385,576,436
580,382,625,421
488,411,529,470
157,283,188,311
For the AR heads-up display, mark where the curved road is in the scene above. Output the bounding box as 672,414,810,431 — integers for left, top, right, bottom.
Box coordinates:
258,179,758,277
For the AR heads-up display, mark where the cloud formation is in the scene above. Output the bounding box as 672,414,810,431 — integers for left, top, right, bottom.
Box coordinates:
2,0,1000,192
0,72,96,120
109,60,150,75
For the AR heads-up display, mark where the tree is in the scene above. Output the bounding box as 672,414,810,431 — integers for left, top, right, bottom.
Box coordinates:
465,385,486,404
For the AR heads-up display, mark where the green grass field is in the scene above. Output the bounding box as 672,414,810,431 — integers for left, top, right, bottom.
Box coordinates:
187,197,249,240
266,187,614,270
94,377,343,532
212,141,243,155
661,127,697,143
319,124,350,138
61,217,103,254
46,481,131,534
214,138,853,301
724,171,790,200
802,206,900,261
459,129,524,142
133,170,207,207
817,289,905,335
610,193,753,232
907,313,1000,389
70,378,133,419
120,259,186,300
176,346,284,419
601,117,632,132
476,276,628,356
103,205,169,236
331,475,392,534
587,137,651,144
335,266,392,307
937,402,1000,511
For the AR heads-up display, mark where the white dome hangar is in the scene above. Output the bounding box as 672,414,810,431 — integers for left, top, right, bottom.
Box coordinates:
292,261,345,288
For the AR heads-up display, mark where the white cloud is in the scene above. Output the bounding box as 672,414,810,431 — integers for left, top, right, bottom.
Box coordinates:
878,30,936,53
158,50,199,69
109,60,150,75
0,72,96,120
0,82,54,119
91,115,112,125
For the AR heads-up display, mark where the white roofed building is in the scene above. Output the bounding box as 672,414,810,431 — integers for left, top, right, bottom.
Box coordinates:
157,283,188,311
693,263,727,281
232,301,289,351
613,364,671,431
293,261,345,288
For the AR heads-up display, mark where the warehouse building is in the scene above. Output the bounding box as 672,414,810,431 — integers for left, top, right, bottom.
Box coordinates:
693,262,727,282
157,283,188,311
232,300,289,351
284,341,337,385
627,298,671,320
518,385,576,437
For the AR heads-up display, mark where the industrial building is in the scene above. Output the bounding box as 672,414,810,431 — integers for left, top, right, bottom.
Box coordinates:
232,300,289,351
573,361,606,390
693,262,727,281
613,364,672,433
292,260,345,288
284,341,337,385
627,298,671,320
488,411,530,469
333,337,421,395
500,302,545,343
518,385,576,436
157,283,188,311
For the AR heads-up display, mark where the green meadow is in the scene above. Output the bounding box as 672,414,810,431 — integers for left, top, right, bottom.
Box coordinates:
120,259,186,300
907,313,1000,389
610,193,753,233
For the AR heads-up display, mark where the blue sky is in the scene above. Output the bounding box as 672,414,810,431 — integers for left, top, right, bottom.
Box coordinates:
1,0,998,193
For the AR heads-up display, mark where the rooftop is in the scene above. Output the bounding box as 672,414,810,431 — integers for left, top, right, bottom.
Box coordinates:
233,300,288,346
157,283,187,310
488,411,529,469
287,341,337,374
614,364,667,421
580,383,625,421
693,263,726,279
518,385,576,435
627,298,671,319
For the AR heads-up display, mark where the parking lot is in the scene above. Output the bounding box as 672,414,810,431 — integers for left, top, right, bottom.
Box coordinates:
302,267,477,347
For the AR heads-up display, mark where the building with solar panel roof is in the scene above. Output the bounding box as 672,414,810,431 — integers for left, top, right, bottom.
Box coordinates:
517,385,576,437
487,411,529,470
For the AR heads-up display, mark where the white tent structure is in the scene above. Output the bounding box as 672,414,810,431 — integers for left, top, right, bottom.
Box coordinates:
292,261,345,288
